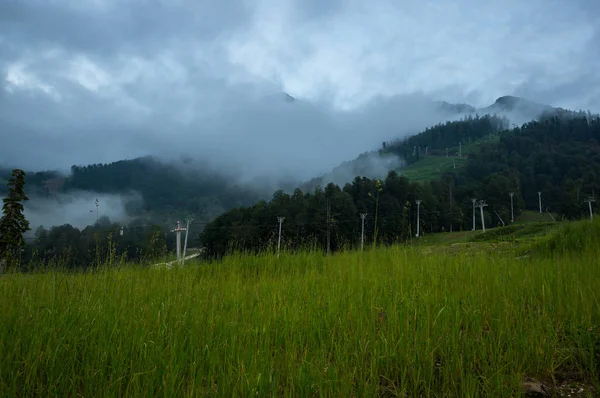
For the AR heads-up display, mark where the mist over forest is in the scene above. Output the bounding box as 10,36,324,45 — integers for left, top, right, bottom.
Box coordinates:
1,93,585,232
1,0,600,260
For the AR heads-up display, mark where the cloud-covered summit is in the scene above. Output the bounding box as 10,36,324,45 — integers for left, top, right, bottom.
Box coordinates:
1,0,599,180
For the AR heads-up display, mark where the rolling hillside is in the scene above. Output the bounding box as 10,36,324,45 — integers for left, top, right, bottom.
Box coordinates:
3,95,599,265
199,110,600,258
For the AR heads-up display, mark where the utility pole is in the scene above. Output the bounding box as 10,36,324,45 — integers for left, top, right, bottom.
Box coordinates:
277,217,285,258
445,148,448,157
538,191,542,213
182,217,193,266
477,200,488,232
326,198,331,255
449,185,454,233
471,198,477,231
360,213,367,251
509,192,515,222
95,198,99,222
584,197,595,220
415,200,422,237
425,146,428,156
459,142,462,157
171,221,187,262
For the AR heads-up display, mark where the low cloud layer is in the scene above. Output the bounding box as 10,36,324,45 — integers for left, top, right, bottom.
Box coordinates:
24,191,137,232
1,0,599,180
304,151,406,190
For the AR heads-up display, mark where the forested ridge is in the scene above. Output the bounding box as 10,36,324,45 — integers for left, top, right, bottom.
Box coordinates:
0,157,265,268
383,114,510,160
200,112,600,258
2,108,600,267
1,156,263,222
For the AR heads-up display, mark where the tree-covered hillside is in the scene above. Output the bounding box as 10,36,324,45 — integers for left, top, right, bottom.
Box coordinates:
2,156,265,225
383,114,509,161
3,102,599,267
459,114,600,217
199,112,600,258
66,157,264,221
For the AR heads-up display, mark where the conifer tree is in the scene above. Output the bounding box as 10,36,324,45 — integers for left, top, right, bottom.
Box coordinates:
0,169,30,271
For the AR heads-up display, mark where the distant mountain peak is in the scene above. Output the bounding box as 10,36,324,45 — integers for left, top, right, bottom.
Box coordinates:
487,95,551,113
493,95,523,106
282,92,296,102
262,91,297,104
436,101,476,114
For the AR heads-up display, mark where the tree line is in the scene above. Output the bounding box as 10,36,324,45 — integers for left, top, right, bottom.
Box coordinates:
1,156,266,227
199,113,600,258
1,191,174,271
383,114,510,161
2,111,599,268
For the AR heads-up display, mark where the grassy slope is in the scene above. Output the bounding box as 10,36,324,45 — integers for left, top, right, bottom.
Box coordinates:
396,135,499,182
1,220,599,396
415,210,561,247
397,155,467,182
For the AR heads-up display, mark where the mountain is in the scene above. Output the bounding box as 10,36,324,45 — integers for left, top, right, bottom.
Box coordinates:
199,110,600,258
437,95,566,124
299,151,405,193
0,95,563,205
6,92,600,265
301,95,552,192
483,95,552,113
1,156,268,228
478,95,563,121
0,95,584,224
263,92,297,103
436,101,476,114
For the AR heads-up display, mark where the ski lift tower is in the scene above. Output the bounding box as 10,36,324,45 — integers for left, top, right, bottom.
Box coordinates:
171,221,187,262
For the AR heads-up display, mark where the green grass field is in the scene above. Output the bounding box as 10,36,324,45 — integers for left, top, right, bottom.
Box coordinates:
397,156,468,182
415,212,561,248
396,135,501,182
1,220,599,396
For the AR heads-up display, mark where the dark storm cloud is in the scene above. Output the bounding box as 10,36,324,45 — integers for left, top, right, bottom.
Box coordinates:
0,0,252,57
1,0,599,180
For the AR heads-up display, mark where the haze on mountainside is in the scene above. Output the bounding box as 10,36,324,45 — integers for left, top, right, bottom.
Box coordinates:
1,0,600,231
1,0,600,176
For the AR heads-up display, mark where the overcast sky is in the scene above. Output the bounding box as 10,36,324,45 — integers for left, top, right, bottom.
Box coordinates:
1,0,599,180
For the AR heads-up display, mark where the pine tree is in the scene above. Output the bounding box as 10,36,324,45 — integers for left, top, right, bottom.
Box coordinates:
0,169,30,271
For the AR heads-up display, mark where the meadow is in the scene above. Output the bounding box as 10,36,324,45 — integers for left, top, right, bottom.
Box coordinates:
396,155,468,182
1,220,599,396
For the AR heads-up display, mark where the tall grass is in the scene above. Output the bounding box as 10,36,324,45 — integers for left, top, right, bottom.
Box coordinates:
1,223,599,396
